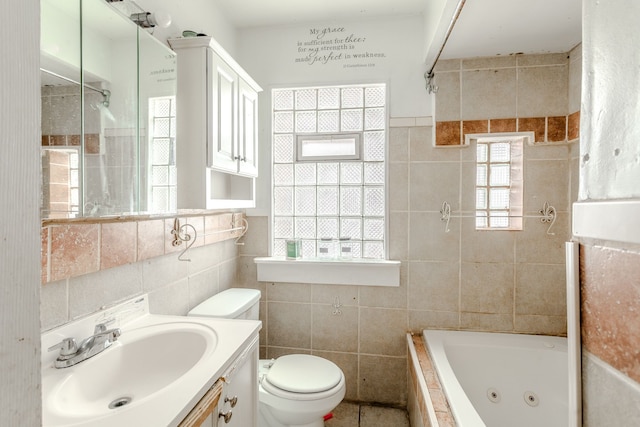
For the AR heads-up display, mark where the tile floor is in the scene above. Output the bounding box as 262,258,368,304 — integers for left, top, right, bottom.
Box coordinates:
324,402,410,427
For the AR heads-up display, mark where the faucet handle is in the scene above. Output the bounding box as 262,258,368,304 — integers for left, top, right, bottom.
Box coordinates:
48,338,77,357
94,318,116,334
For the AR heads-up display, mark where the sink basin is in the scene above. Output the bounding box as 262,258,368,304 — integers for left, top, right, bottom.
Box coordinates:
42,321,217,425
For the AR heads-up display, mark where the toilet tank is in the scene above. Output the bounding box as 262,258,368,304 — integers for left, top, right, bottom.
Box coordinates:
187,288,261,320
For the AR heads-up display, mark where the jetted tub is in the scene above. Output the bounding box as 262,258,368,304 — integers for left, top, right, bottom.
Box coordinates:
423,330,568,427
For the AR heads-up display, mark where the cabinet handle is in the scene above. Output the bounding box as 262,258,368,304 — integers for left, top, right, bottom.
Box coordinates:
219,410,233,423
224,396,238,408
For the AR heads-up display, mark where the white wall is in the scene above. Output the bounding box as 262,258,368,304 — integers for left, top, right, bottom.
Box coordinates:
237,15,428,214
580,0,640,200
0,1,42,425
135,0,238,55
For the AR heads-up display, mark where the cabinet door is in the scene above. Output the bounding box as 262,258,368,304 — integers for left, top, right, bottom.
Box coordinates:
207,49,238,173
237,79,259,177
217,340,258,427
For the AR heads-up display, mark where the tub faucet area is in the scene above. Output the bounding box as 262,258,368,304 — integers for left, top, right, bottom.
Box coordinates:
47,320,121,369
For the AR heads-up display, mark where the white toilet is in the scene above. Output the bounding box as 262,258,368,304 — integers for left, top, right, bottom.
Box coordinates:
188,288,346,427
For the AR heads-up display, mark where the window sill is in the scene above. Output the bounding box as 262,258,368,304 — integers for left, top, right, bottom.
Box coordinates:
254,256,401,287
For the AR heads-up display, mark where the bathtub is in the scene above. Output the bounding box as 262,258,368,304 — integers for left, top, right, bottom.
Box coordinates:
420,330,567,427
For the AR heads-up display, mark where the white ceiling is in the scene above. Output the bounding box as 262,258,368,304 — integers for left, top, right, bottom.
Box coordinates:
215,0,582,60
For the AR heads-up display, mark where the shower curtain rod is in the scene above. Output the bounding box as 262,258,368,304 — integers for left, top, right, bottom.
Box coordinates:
40,68,111,100
424,0,466,93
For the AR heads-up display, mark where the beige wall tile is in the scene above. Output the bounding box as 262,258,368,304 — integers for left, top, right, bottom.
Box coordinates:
410,126,460,162
582,352,640,426
460,312,513,331
389,163,409,211
517,53,568,67
359,355,407,405
408,309,459,332
514,314,566,335
267,282,311,302
524,159,571,212
461,68,517,120
218,258,238,291
523,140,571,160
238,255,262,289
408,262,459,312
147,278,190,316
240,216,269,256
312,351,359,401
359,307,407,357
311,284,359,306
267,301,311,349
312,305,358,352
267,346,311,359
69,263,143,319
515,263,566,316
461,262,514,314
187,268,219,311
434,72,460,121
409,162,460,212
463,56,517,69
389,127,409,161
40,278,68,331
360,264,408,309
460,219,516,263
515,215,569,264
433,59,460,72
389,212,409,260
141,252,189,292
517,65,568,117
409,212,460,262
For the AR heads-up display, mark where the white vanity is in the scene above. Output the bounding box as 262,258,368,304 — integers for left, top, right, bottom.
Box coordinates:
41,295,261,427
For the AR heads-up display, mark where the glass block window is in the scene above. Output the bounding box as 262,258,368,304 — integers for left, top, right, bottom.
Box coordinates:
475,136,524,230
272,84,387,259
149,96,177,213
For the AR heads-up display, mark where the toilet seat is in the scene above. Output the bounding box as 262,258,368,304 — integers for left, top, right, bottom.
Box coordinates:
260,355,344,401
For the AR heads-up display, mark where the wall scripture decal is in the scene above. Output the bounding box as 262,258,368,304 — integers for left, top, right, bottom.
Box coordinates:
295,26,387,68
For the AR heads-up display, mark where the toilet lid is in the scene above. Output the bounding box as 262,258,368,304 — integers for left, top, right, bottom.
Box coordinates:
265,355,342,393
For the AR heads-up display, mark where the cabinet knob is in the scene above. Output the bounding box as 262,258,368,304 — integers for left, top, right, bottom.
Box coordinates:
219,410,233,423
225,395,238,408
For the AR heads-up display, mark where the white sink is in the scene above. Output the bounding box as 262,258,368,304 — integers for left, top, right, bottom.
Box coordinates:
44,322,215,421
43,321,217,425
41,295,261,427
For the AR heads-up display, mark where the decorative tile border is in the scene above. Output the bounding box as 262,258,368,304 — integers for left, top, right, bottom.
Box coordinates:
435,112,580,146
41,212,244,284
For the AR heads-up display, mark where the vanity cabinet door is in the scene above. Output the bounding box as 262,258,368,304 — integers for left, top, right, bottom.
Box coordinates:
207,50,239,174
217,338,258,427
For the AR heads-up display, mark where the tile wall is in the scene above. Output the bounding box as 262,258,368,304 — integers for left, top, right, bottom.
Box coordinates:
40,212,244,330
237,50,581,406
580,244,640,425
433,48,582,146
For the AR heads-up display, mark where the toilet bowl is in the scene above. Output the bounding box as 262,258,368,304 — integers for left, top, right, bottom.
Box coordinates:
258,355,346,427
187,288,346,427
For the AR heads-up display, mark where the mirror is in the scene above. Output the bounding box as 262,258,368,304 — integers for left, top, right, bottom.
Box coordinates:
40,0,176,219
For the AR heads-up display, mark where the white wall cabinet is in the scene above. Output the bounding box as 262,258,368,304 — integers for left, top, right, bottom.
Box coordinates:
171,36,262,209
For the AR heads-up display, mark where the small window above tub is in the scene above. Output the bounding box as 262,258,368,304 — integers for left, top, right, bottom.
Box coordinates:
467,133,529,231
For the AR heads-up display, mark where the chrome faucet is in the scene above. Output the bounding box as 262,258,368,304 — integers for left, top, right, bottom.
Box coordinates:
48,319,122,369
